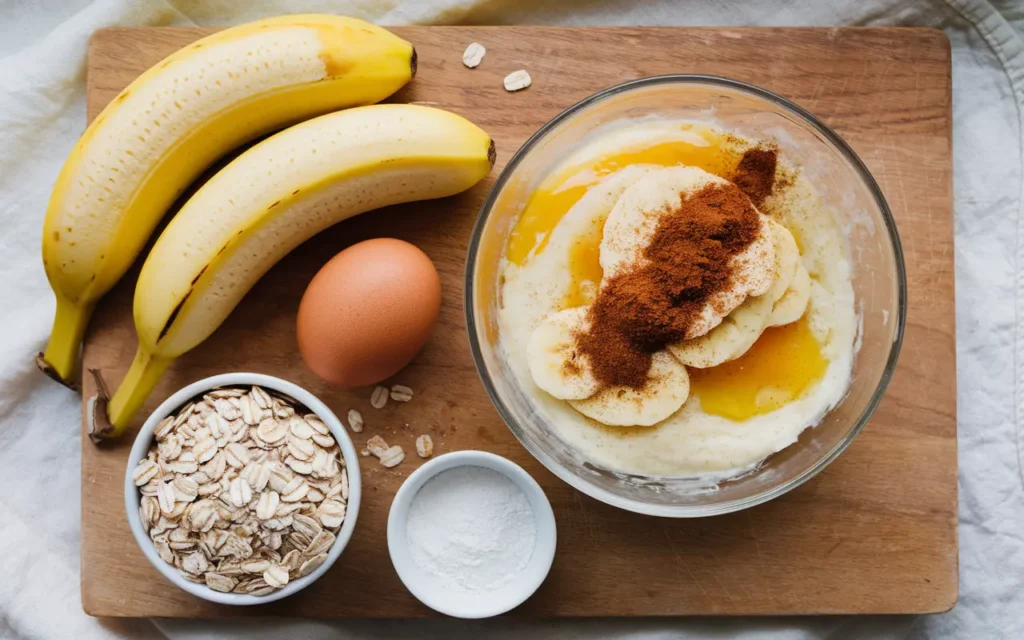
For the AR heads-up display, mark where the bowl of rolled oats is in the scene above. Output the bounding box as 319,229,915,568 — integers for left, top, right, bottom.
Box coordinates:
125,372,360,605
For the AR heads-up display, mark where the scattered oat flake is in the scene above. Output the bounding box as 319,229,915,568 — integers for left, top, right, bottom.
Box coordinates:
366,435,389,457
379,445,406,468
504,69,531,92
462,42,486,68
371,386,389,409
415,435,434,458
390,385,413,402
347,409,363,433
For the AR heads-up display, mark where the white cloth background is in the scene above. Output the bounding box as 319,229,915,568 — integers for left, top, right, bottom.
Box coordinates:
1,0,1021,638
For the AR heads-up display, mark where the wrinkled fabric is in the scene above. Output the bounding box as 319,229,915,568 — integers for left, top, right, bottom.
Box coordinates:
0,0,1021,638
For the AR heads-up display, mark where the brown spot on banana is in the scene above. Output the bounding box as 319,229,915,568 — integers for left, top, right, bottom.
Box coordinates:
190,264,208,286
158,289,192,343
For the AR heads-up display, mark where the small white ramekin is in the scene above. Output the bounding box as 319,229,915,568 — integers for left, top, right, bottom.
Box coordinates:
387,450,556,618
124,372,361,605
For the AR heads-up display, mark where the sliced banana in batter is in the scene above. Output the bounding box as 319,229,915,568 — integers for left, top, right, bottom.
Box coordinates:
526,307,600,400
768,261,811,327
568,351,690,427
669,218,811,367
600,166,723,279
668,292,776,368
764,217,801,301
763,217,811,327
599,165,776,339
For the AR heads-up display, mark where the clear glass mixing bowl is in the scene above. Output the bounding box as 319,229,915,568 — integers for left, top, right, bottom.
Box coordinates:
465,75,906,517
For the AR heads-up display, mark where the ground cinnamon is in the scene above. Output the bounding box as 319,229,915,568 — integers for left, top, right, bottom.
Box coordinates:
730,146,778,206
576,183,761,389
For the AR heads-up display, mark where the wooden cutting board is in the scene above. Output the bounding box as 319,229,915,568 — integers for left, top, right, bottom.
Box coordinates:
80,26,956,618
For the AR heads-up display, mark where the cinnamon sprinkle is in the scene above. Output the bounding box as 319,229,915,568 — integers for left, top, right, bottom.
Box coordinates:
731,146,778,206
575,183,761,389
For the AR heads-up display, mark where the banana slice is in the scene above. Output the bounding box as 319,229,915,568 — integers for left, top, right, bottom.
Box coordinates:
599,165,776,339
762,216,810,326
527,307,600,400
568,351,690,427
600,166,722,279
768,261,811,326
668,292,775,368
765,218,801,302
668,222,810,367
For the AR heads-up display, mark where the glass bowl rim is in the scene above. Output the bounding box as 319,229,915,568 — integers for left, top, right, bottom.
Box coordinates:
463,73,908,517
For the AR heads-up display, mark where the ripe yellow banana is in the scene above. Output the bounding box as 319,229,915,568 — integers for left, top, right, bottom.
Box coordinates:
89,104,494,439
40,15,416,387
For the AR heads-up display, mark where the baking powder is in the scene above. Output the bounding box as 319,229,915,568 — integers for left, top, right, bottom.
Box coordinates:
405,465,536,592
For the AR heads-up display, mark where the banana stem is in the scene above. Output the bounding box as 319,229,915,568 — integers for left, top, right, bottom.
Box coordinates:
103,347,172,439
39,298,95,388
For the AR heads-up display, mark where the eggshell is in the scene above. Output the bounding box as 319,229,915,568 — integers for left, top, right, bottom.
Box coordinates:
297,238,441,388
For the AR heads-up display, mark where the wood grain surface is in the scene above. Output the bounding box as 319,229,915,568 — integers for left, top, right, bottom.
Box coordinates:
80,26,956,618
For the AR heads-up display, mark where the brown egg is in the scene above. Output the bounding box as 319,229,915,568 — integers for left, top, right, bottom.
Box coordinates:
297,238,441,388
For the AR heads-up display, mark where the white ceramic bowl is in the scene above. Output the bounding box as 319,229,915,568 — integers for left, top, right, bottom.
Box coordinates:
124,372,361,605
387,450,556,618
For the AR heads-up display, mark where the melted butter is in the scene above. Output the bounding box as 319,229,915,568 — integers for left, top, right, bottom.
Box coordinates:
564,216,605,307
689,317,828,421
505,127,742,276
507,184,591,266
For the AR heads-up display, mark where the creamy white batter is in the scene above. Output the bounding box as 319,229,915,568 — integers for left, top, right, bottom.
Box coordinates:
497,122,857,478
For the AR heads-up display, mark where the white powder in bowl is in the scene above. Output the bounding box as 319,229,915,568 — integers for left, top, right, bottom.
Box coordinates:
405,465,537,593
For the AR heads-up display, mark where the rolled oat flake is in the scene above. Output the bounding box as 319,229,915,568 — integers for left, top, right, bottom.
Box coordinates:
405,466,536,592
